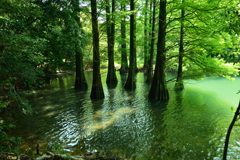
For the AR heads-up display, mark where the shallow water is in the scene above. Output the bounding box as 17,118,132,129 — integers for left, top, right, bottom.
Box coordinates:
8,71,240,159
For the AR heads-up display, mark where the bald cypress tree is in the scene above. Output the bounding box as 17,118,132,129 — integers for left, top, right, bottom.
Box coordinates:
145,0,156,83
174,0,185,90
143,0,150,70
75,48,88,90
106,0,118,87
124,0,136,90
90,0,104,99
119,2,128,75
148,0,169,101
73,0,87,90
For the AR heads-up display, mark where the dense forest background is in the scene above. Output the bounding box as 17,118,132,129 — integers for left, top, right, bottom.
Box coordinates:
0,0,239,154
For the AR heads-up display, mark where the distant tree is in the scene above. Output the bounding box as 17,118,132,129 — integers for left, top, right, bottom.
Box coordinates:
72,0,88,90
75,48,88,90
143,0,150,70
119,1,128,75
34,0,77,79
90,0,105,99
124,0,136,90
145,0,156,83
148,0,169,101
106,0,118,87
174,0,184,90
175,0,239,81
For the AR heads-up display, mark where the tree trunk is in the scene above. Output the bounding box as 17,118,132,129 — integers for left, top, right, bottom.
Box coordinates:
174,0,184,90
124,0,136,90
148,0,169,101
143,0,149,70
106,0,118,87
75,49,88,90
119,3,128,75
90,0,104,99
73,0,88,90
145,0,156,83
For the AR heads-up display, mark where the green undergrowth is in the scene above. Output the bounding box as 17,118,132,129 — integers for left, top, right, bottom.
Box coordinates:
0,99,22,155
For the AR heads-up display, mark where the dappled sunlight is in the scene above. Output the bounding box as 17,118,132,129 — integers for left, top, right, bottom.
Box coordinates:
40,105,64,117
42,105,57,111
80,107,136,138
44,111,58,117
8,72,240,159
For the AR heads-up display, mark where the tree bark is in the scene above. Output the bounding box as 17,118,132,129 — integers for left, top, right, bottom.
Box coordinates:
106,0,118,87
119,3,128,75
148,0,169,101
145,0,156,83
90,0,104,99
174,0,184,90
124,0,136,90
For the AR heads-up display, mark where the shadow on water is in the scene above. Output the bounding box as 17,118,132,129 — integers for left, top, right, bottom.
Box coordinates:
6,71,240,159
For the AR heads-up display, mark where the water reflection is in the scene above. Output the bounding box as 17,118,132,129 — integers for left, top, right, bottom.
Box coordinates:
8,72,240,159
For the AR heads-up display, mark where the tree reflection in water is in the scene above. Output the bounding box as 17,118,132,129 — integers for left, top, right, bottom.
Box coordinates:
7,72,240,159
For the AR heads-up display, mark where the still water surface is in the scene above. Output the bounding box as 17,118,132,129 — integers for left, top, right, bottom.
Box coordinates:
9,71,240,159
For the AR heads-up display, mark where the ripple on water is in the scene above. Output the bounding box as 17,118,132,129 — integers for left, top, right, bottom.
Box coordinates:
7,73,240,159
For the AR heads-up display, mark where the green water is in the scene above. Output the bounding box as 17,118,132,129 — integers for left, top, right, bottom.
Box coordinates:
9,71,240,159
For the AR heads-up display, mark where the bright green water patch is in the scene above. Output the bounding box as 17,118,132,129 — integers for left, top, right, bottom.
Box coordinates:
7,72,240,159
184,76,239,107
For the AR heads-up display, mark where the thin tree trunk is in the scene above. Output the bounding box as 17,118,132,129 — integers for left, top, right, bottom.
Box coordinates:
174,0,184,90
223,101,240,160
90,0,104,99
124,0,136,90
106,0,118,87
145,0,156,83
143,0,149,70
119,3,128,75
148,0,169,101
